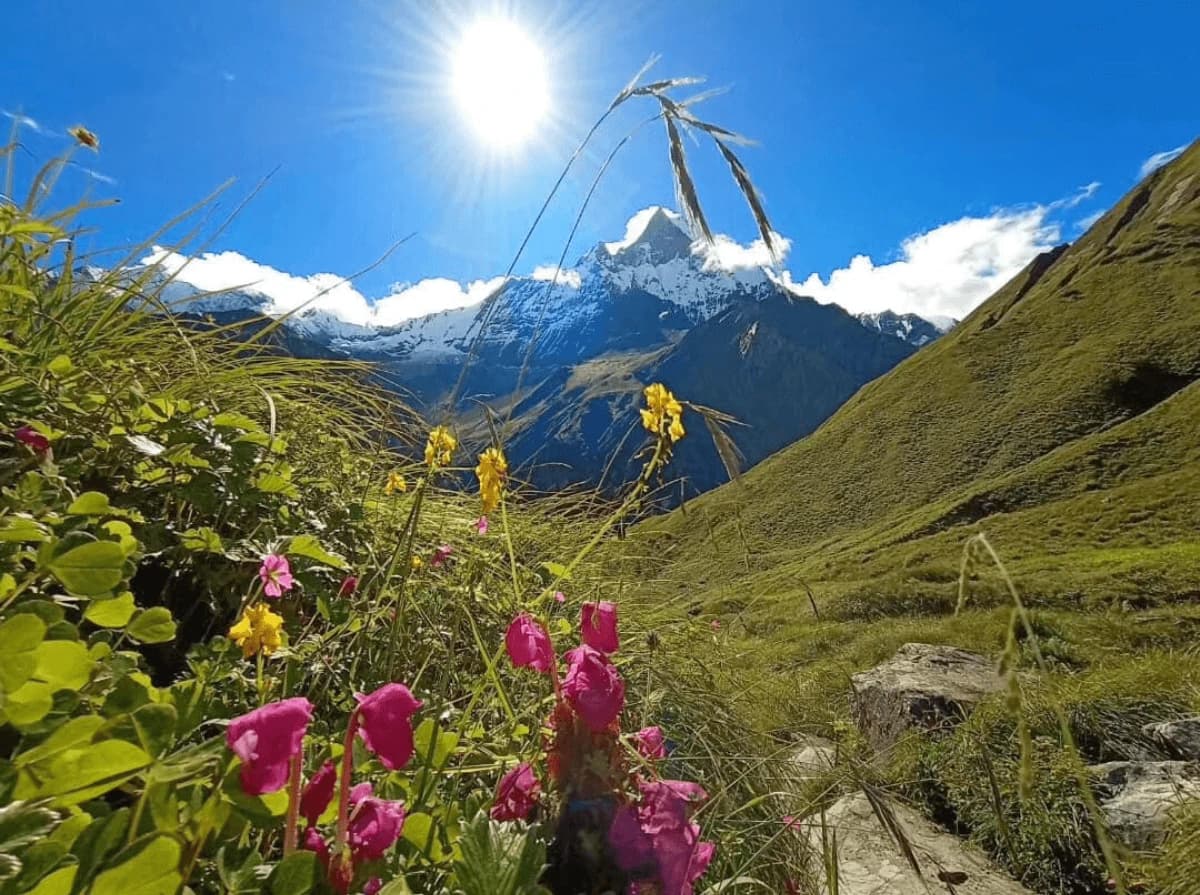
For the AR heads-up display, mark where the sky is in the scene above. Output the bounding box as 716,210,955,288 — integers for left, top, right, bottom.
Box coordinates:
3,0,1197,324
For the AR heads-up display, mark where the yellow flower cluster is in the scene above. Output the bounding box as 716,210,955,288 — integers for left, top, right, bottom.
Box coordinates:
639,383,685,443
424,425,457,468
475,447,508,515
229,603,284,658
385,470,407,495
410,555,423,571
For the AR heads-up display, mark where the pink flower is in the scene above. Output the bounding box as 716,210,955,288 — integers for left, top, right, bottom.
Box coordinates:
562,645,625,731
300,760,336,826
490,762,541,821
338,575,358,598
363,880,382,895
782,815,803,831
302,826,330,869
355,683,423,771
225,697,313,795
505,613,555,675
580,601,619,653
14,426,50,455
610,805,655,872
431,544,453,568
611,778,715,895
474,516,489,535
710,619,721,631
259,554,295,598
634,726,668,760
347,792,406,861
554,590,566,604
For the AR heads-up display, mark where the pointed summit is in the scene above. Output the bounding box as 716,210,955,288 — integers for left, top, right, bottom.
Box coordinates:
603,206,695,263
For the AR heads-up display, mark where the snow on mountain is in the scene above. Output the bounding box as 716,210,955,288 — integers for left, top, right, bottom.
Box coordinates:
856,310,951,347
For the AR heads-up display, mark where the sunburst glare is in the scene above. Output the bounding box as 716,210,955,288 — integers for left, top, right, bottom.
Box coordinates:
451,17,549,149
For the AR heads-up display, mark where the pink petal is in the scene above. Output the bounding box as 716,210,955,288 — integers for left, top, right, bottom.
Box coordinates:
580,601,619,653
504,614,555,674
355,683,423,771
562,645,625,731
225,697,313,795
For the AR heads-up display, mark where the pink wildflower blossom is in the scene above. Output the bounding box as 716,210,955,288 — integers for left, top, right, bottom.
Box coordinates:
225,697,313,795
338,575,358,597
473,515,489,534
505,613,555,674
490,762,541,821
259,554,295,598
580,601,619,653
355,683,423,771
554,590,566,604
431,544,454,568
347,787,406,861
300,760,336,826
363,880,382,895
302,826,330,869
610,777,715,895
14,426,50,455
634,726,668,760
562,644,625,731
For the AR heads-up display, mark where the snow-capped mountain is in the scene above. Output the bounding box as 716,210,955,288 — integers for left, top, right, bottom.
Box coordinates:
112,207,947,495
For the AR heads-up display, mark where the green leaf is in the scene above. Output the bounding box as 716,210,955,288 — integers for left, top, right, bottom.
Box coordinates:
401,812,448,862
0,515,50,543
69,809,130,885
254,472,298,497
211,412,260,431
268,851,320,895
84,592,137,628
0,800,61,854
221,772,289,823
90,835,182,895
25,863,76,895
541,561,571,581
3,681,53,726
65,492,140,520
15,715,106,766
17,739,151,806
178,527,224,553
46,354,73,377
132,704,177,758
33,640,94,690
286,534,348,570
125,608,176,644
413,719,460,770
452,812,548,895
0,614,46,695
47,541,126,596
376,879,415,895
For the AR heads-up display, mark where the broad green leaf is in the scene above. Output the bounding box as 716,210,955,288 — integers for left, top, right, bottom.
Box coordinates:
84,592,136,628
400,812,448,862
132,704,177,757
376,879,415,895
25,864,76,895
414,719,460,770
254,472,298,497
65,492,140,520
126,608,176,644
19,739,151,806
222,773,289,822
268,851,319,895
15,715,105,766
0,800,60,854
0,515,50,543
69,809,130,885
33,640,94,690
90,835,182,895
3,681,53,726
0,572,14,600
178,527,223,553
0,614,46,694
286,534,348,570
46,354,73,377
47,541,125,596
541,561,571,581
211,412,260,431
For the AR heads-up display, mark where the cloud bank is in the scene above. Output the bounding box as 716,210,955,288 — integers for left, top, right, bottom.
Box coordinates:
1138,145,1186,179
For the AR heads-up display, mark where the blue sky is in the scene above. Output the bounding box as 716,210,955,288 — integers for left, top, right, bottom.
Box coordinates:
3,0,1196,323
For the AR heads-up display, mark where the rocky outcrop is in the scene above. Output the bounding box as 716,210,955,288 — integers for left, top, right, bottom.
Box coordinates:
804,793,1034,895
791,736,837,777
1143,716,1200,760
850,644,1004,752
1090,760,1200,850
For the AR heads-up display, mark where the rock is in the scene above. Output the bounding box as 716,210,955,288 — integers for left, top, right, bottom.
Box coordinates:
1142,717,1200,760
850,644,1004,752
803,793,1034,894
791,736,837,777
1090,760,1200,850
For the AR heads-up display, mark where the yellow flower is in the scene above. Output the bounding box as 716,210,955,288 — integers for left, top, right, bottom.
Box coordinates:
639,383,686,443
229,603,284,658
68,125,100,151
385,470,407,495
474,446,508,515
424,425,457,468
410,555,423,571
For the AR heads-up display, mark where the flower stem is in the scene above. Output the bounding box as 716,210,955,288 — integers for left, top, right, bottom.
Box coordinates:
333,710,360,854
283,752,303,855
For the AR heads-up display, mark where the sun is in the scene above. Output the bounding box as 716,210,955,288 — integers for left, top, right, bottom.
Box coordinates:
451,18,549,149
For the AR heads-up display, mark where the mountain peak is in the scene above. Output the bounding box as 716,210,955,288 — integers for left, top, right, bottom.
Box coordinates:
603,206,695,263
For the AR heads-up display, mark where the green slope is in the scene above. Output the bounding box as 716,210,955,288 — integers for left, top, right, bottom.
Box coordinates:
620,138,1200,710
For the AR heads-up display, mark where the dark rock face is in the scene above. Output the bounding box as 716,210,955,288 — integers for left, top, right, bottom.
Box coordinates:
849,643,1004,752
1142,716,1200,761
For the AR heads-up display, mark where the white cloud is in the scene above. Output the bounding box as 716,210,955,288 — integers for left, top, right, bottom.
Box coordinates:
1138,145,1186,179
701,231,790,271
2,109,53,136
141,246,505,327
1074,210,1105,232
781,205,1064,320
603,206,679,254
530,265,582,288
78,166,117,186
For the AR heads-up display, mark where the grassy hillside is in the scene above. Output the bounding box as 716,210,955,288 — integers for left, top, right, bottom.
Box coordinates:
602,139,1200,892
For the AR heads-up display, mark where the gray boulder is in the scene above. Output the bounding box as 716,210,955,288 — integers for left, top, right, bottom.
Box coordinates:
792,736,838,777
850,644,1004,752
1142,717,1200,760
1090,760,1200,850
804,793,1034,894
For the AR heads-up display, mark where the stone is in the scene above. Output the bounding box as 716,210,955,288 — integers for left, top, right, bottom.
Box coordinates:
791,736,837,777
850,643,1004,752
1142,717,1200,760
1090,760,1200,850
803,793,1034,894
